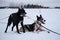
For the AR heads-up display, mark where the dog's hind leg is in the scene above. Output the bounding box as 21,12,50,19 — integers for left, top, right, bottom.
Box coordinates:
11,24,15,31
5,15,12,33
5,22,11,33
5,25,9,33
5,24,11,33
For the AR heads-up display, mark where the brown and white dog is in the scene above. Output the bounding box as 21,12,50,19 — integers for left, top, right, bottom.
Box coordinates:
19,15,46,32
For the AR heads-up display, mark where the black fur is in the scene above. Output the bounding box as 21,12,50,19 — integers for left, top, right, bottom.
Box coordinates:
5,8,26,34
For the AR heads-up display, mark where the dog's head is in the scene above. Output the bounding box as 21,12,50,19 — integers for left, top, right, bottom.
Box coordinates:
18,8,27,17
37,15,46,24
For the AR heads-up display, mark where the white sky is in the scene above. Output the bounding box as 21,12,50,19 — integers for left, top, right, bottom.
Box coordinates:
0,0,60,7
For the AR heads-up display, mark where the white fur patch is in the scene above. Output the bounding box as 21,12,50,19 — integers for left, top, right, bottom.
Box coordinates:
20,15,23,16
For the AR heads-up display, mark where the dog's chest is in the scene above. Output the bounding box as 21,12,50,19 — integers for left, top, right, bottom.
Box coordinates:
34,23,41,30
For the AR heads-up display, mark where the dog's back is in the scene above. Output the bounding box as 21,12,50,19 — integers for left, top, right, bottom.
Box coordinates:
19,23,36,32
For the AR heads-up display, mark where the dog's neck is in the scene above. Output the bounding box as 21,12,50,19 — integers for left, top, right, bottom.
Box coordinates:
34,21,41,26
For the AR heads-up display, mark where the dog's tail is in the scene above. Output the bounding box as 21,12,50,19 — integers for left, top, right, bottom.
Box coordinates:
7,15,12,26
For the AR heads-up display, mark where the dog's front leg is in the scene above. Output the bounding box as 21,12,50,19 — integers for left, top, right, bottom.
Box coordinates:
16,24,20,34
21,21,25,33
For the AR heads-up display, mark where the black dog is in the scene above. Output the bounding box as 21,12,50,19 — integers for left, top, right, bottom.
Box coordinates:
5,8,27,34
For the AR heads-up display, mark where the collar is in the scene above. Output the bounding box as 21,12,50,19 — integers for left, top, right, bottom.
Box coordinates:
35,21,41,25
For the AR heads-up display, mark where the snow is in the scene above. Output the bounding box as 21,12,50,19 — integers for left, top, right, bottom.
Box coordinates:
0,9,60,40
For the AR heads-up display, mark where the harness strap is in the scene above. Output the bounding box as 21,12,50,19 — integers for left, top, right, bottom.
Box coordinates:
25,25,32,31
37,21,60,35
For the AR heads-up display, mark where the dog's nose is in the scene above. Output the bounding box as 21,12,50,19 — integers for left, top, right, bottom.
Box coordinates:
44,20,46,21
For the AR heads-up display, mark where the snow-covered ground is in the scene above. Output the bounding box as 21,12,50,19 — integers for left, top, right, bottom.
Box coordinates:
0,8,60,40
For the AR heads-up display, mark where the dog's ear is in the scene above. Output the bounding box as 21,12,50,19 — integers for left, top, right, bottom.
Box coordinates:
36,15,38,18
21,8,24,10
40,15,42,18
